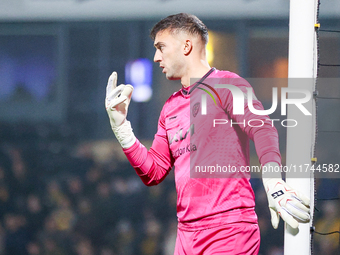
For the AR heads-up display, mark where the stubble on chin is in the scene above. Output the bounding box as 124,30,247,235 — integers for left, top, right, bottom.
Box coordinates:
166,75,181,81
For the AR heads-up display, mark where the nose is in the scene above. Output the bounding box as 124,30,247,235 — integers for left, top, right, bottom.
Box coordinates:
153,50,161,63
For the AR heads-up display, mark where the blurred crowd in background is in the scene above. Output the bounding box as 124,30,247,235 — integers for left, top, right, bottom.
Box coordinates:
0,122,339,255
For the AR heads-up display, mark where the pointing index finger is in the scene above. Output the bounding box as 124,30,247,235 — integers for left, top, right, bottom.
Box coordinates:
106,72,118,95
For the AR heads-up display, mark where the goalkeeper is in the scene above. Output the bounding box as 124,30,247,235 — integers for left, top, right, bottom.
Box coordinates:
105,13,310,255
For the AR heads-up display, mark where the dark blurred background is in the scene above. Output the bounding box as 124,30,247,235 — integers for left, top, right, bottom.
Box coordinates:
0,1,339,254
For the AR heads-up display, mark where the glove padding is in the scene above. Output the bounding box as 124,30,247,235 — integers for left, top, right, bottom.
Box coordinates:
105,72,133,127
105,72,136,148
263,178,310,229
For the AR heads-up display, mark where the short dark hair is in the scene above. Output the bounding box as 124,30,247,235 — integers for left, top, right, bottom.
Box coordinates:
150,13,208,45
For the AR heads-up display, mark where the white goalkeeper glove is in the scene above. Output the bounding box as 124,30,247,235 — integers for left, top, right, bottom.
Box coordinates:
262,162,310,229
105,71,136,148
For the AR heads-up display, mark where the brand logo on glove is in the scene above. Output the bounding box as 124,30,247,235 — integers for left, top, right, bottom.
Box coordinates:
271,190,284,199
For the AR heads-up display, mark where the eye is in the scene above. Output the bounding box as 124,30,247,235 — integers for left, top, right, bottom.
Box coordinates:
158,45,164,52
154,43,165,53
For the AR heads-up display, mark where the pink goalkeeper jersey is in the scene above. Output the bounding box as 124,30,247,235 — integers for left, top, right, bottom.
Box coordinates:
123,68,281,231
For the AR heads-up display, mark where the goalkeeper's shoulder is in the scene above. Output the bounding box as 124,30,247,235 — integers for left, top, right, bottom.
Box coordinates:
159,90,183,115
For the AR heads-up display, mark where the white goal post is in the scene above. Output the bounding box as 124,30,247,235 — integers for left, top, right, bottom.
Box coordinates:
285,0,318,254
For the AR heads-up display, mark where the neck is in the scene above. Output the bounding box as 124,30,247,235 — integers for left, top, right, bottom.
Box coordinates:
181,59,211,88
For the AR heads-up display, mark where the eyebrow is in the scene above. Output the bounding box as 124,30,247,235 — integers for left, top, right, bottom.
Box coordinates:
154,42,164,48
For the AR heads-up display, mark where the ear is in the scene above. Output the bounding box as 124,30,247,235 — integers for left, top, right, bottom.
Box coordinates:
183,39,192,55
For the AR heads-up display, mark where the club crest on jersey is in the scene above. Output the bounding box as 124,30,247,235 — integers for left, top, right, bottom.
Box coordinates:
192,102,200,117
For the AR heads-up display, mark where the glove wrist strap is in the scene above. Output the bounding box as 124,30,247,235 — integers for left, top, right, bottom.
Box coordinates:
112,120,136,149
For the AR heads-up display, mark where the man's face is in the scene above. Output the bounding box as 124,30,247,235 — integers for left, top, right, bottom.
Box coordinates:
153,29,185,80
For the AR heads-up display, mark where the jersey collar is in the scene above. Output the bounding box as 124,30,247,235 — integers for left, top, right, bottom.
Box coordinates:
181,67,216,95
